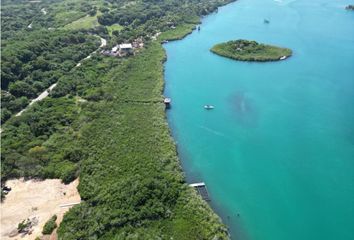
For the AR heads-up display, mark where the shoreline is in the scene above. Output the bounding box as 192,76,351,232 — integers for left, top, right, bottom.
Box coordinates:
160,1,238,238
2,1,237,239
210,40,292,62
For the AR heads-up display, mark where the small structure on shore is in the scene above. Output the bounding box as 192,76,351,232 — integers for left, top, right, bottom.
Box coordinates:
164,98,171,108
189,182,210,201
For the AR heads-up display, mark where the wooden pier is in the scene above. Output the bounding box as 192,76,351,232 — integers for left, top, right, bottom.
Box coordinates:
189,182,210,201
164,97,171,105
164,97,171,109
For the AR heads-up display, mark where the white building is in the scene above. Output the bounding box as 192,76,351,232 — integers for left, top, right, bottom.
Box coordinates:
119,43,133,54
111,45,119,53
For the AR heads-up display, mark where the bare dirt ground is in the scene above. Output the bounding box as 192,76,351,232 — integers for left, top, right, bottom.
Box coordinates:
1,178,80,240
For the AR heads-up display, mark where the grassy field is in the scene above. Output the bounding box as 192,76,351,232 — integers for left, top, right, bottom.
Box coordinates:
55,11,87,27
211,39,292,62
158,24,197,41
106,24,124,36
63,14,100,30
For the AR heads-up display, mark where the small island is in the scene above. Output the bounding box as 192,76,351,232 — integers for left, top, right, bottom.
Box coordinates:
346,5,354,10
210,39,292,62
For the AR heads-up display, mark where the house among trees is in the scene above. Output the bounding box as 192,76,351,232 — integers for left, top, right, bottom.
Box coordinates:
103,43,134,57
102,41,143,57
111,45,119,54
119,43,133,55
132,37,144,49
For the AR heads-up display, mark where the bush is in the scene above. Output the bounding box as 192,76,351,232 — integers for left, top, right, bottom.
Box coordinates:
18,218,31,232
9,81,36,98
1,108,12,124
42,215,57,235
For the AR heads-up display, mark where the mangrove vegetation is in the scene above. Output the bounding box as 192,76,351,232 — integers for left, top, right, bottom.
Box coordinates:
1,0,236,239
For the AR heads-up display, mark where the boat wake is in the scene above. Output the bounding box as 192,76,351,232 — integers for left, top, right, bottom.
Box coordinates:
199,125,226,138
273,0,297,5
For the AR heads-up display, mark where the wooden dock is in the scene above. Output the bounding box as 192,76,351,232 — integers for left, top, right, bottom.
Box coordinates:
189,182,210,201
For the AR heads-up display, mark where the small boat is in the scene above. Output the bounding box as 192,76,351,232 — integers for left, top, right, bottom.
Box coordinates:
204,105,214,110
279,56,287,60
264,19,270,24
164,98,171,104
162,40,169,44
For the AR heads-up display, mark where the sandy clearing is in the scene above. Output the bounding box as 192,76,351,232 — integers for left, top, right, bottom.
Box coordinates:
0,178,80,240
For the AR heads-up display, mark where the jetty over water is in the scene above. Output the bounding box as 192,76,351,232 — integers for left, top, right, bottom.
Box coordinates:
189,182,210,201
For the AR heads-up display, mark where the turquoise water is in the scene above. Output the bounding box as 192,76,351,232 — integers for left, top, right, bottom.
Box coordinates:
163,0,354,239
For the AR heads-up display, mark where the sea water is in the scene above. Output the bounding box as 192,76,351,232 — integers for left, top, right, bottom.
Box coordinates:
164,0,354,239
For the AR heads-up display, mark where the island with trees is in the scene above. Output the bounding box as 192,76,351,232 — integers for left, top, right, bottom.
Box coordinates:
210,39,292,62
346,5,354,10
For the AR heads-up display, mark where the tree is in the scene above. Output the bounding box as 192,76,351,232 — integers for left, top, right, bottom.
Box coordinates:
8,81,36,98
6,96,29,112
28,146,48,163
1,109,12,124
42,215,57,235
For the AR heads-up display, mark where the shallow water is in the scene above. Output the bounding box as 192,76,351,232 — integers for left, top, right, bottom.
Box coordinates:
164,0,354,239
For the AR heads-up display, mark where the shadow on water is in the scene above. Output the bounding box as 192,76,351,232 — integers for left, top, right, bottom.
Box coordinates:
228,91,259,127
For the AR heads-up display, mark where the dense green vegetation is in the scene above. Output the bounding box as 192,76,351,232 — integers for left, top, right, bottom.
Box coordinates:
1,31,99,122
346,5,354,10
211,39,292,62
1,97,85,183
56,42,229,240
99,0,231,44
106,24,124,36
17,219,31,232
63,14,100,30
2,0,236,238
159,23,198,41
42,215,58,235
1,0,105,122
1,0,100,36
